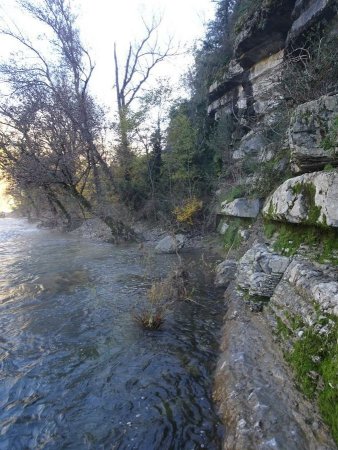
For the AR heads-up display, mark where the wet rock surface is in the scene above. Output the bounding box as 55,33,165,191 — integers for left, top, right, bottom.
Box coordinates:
214,284,336,450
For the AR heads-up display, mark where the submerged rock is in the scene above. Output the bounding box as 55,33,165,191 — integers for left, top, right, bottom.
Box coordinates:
155,234,185,254
215,260,238,288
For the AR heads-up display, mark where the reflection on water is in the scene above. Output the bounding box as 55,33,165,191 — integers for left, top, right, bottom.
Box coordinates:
0,218,225,449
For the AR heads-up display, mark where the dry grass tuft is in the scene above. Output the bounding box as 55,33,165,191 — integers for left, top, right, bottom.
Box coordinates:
133,264,190,330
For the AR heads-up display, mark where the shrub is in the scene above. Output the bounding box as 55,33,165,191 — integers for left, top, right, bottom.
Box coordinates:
174,197,203,225
133,310,165,330
282,32,338,105
133,264,190,330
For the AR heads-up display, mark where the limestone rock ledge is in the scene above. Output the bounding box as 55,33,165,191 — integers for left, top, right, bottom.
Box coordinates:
214,284,336,450
267,257,338,323
214,239,337,449
263,170,338,227
236,243,290,297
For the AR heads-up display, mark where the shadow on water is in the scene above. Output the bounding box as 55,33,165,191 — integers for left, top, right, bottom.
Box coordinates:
0,218,225,449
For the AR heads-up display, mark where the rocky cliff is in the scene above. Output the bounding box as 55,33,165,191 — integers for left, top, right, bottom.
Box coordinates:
210,0,338,447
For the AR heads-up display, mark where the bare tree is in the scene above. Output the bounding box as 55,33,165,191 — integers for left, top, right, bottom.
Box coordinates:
113,17,176,179
0,0,135,239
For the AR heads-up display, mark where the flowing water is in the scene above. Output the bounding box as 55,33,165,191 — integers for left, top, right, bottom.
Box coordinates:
0,218,225,449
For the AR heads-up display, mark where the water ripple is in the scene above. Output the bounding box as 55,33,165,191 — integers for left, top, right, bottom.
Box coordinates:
0,218,224,449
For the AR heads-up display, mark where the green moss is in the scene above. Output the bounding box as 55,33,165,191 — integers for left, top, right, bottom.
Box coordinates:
291,182,303,195
324,164,335,172
264,220,278,238
285,314,338,443
264,200,276,221
276,315,291,339
321,116,338,153
221,217,253,250
223,185,247,203
263,221,338,265
291,182,321,225
285,311,306,331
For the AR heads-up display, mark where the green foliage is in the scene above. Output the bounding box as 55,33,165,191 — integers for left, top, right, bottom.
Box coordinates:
324,163,335,172
233,0,262,32
264,221,338,265
321,116,338,153
222,217,252,250
165,110,198,195
223,185,247,202
283,314,338,443
282,32,338,105
290,182,322,224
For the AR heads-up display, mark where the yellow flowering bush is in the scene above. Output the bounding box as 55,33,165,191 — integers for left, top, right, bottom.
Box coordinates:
174,197,203,225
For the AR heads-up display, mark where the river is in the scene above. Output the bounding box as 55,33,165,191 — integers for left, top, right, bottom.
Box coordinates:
0,218,225,449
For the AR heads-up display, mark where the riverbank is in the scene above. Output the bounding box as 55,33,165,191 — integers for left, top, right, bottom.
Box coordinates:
10,214,338,449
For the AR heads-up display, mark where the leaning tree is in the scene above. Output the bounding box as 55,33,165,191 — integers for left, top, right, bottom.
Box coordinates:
0,0,134,239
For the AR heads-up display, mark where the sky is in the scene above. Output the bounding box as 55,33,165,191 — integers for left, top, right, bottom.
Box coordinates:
79,0,215,105
0,0,216,106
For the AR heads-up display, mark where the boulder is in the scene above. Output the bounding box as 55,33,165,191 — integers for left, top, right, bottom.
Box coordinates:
289,94,338,173
285,260,338,316
214,260,238,288
263,170,338,227
237,243,290,298
232,131,266,161
217,220,229,235
155,234,185,254
221,198,261,218
71,218,113,242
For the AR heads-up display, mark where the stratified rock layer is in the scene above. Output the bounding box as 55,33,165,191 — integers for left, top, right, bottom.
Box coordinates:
290,94,338,173
237,243,290,297
268,258,338,319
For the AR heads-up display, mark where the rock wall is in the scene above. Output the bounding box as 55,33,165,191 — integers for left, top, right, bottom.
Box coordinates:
210,0,338,447
211,0,337,227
